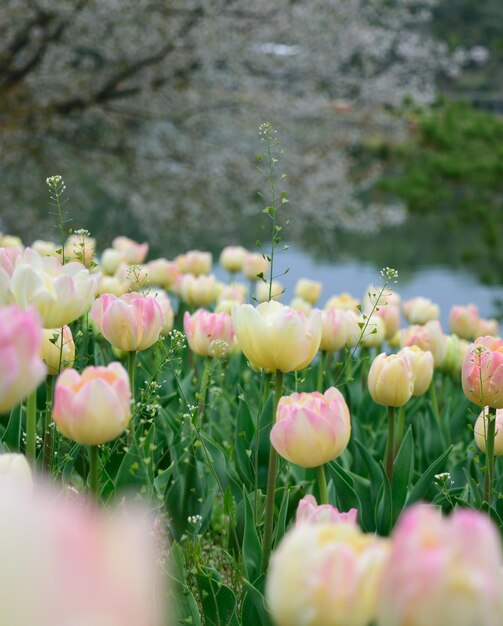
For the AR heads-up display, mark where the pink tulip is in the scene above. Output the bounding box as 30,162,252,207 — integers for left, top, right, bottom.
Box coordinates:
296,495,357,525
400,320,448,367
184,308,234,357
0,306,46,413
378,505,503,626
270,387,350,467
148,289,174,335
449,303,480,339
112,236,148,264
91,292,163,351
176,250,212,275
462,336,503,408
53,362,131,445
0,481,166,626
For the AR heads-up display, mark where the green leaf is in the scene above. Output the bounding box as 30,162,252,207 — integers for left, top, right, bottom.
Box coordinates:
392,428,414,523
406,445,453,506
242,576,271,626
2,404,23,450
242,489,262,582
327,460,363,515
273,488,290,548
375,462,392,535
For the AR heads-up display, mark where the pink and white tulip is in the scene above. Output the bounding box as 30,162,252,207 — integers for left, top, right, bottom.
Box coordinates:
184,309,235,357
462,336,503,408
296,495,357,525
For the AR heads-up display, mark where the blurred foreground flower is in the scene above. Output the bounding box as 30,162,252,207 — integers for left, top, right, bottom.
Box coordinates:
0,306,46,413
266,521,389,626
378,504,503,626
0,481,167,626
270,387,350,467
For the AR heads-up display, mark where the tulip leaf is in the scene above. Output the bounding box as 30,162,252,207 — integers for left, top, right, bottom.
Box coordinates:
195,572,239,626
327,461,363,520
375,462,393,536
234,396,256,488
406,445,453,506
242,489,262,582
392,428,414,523
355,438,383,506
2,404,23,450
242,576,272,626
273,488,290,548
169,543,202,626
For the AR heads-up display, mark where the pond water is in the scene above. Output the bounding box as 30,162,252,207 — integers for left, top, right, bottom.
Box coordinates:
213,244,503,329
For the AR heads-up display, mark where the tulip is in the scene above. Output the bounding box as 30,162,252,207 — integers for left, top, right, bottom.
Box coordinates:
362,285,400,312
449,303,480,339
325,292,360,313
232,301,321,373
0,453,33,492
398,346,434,396
242,251,269,281
0,234,23,248
377,505,503,626
91,292,163,352
0,482,166,626
219,245,247,273
294,278,322,305
0,246,22,277
66,233,96,267
214,299,239,315
289,296,312,315
375,304,401,340
217,283,247,304
8,248,100,328
475,408,503,456
255,279,284,303
359,314,386,348
476,318,500,338
296,495,358,525
101,248,125,275
145,258,180,290
271,387,351,468
97,274,129,297
368,352,414,407
0,306,46,414
403,296,439,325
266,522,390,626
320,308,361,352
52,362,131,446
148,289,174,336
439,334,470,377
462,336,503,409
184,309,234,357
41,326,75,375
176,250,212,275
179,273,218,308
31,239,59,258
401,320,448,367
112,236,149,264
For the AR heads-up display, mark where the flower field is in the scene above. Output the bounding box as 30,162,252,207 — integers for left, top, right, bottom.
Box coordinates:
0,172,502,626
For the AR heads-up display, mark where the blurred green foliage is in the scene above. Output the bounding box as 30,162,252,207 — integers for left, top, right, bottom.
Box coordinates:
374,101,503,284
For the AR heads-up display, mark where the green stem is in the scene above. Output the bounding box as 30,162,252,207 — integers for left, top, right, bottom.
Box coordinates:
484,406,497,504
88,445,99,498
260,369,284,575
429,377,446,448
26,388,38,463
385,405,395,486
127,350,136,445
43,376,54,471
317,351,326,392
198,357,212,428
395,404,406,454
316,465,328,504
254,372,271,519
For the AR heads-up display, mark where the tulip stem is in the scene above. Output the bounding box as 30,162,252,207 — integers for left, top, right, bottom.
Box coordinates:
127,350,136,445
429,377,446,448
26,388,38,464
255,372,272,519
198,357,212,428
261,369,284,575
385,405,395,486
484,407,497,505
395,404,406,454
316,465,328,504
43,376,54,471
88,445,99,498
317,351,326,392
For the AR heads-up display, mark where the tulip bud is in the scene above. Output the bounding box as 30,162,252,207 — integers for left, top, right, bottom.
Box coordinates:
403,296,440,325
184,309,234,357
219,246,247,273
295,495,357,525
145,258,180,290
448,304,480,339
462,337,503,408
320,309,360,352
359,315,386,348
368,352,414,407
101,248,125,275
41,326,75,375
179,273,218,308
399,346,434,396
270,387,351,467
294,278,322,305
255,279,284,303
52,363,131,445
474,407,503,455
375,304,401,340
232,302,321,372
176,250,212,275
112,236,149,264
325,292,360,313
401,320,448,367
242,252,269,281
